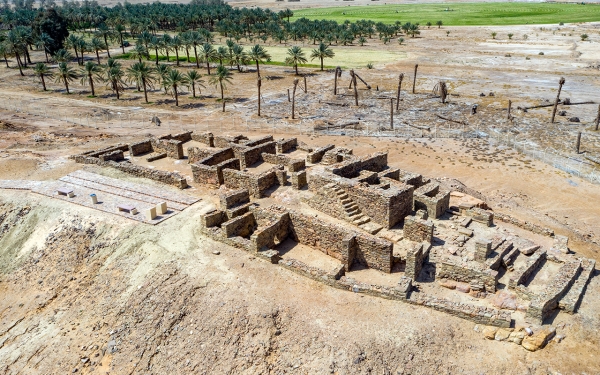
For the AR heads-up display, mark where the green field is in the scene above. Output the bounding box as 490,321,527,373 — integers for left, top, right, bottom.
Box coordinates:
292,2,600,26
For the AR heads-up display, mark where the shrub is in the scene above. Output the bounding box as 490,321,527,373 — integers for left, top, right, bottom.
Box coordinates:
581,34,589,41
366,63,373,69
539,51,544,55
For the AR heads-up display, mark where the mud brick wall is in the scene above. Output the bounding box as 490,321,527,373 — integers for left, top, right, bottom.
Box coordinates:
307,144,335,163
405,243,425,281
129,140,153,156
223,211,256,238
287,209,393,273
437,260,498,292
526,260,582,324
261,153,306,172
290,171,307,189
250,212,290,251
191,158,240,186
244,135,273,147
232,142,276,168
214,134,248,148
151,139,184,159
408,294,511,328
360,152,388,172
191,132,214,147
99,150,125,162
508,250,547,289
220,189,250,209
463,207,494,227
403,216,434,243
276,138,297,153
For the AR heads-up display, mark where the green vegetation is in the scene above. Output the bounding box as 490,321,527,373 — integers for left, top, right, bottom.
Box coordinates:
293,3,600,26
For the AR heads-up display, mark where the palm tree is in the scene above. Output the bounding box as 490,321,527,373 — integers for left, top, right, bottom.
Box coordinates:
127,62,156,103
65,35,82,65
130,44,149,63
156,63,171,94
33,63,52,91
0,43,10,68
248,44,270,77
189,31,202,68
55,62,78,94
76,38,88,66
6,30,25,76
184,70,204,98
209,65,233,112
35,33,53,63
103,59,125,99
161,34,172,62
148,36,161,65
408,24,420,38
310,43,334,71
491,32,497,40
436,20,443,28
80,61,101,96
231,44,248,72
89,37,106,64
96,24,113,58
285,46,307,75
171,35,183,66
199,43,217,75
115,24,127,54
163,68,185,106
216,46,228,66
53,49,73,63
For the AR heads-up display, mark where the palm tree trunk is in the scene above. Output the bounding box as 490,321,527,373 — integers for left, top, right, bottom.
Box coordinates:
174,85,178,106
15,52,24,76
44,50,49,63
256,61,260,77
4,53,10,68
143,79,148,103
120,34,125,53
25,48,32,64
41,75,46,91
193,46,199,68
96,50,101,64
155,48,159,65
221,82,225,112
192,83,196,98
166,50,170,62
74,49,80,64
295,64,298,75
104,36,111,58
64,78,70,94
175,49,180,66
206,60,210,75
185,48,190,63
320,57,323,71
89,75,95,96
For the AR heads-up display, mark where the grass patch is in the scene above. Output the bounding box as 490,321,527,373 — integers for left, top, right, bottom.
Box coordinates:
293,2,600,26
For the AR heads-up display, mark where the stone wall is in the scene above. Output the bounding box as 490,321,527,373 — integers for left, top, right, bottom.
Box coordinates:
437,259,498,292
83,144,129,158
397,170,424,187
307,144,335,163
214,134,248,148
414,182,450,218
187,147,216,164
233,141,277,168
223,211,256,238
403,215,434,243
405,242,425,281
169,131,193,143
290,171,307,189
197,148,235,166
244,135,273,147
360,152,388,173
151,138,184,159
261,153,306,172
276,138,298,153
191,158,240,186
191,132,214,147
462,207,494,227
494,212,554,237
222,167,281,198
129,140,153,156
220,189,250,209
286,208,393,273
508,250,547,289
526,260,582,324
99,150,125,162
250,211,290,251
474,240,492,263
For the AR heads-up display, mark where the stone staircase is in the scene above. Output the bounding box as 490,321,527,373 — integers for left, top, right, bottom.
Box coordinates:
558,258,596,313
323,184,383,234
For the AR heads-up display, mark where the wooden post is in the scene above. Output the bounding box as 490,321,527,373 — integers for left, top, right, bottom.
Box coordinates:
334,66,341,94
390,98,394,129
396,73,404,110
507,100,512,119
412,64,418,94
287,88,290,102
551,77,565,123
303,76,307,93
257,76,262,117
576,132,581,154
595,104,600,131
350,70,358,106
292,78,299,119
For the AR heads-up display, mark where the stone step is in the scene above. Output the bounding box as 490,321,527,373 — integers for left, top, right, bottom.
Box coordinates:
354,217,371,225
342,202,356,209
337,193,349,200
346,208,360,216
360,221,383,235
348,213,363,221
558,258,596,314
340,198,352,205
324,183,336,189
